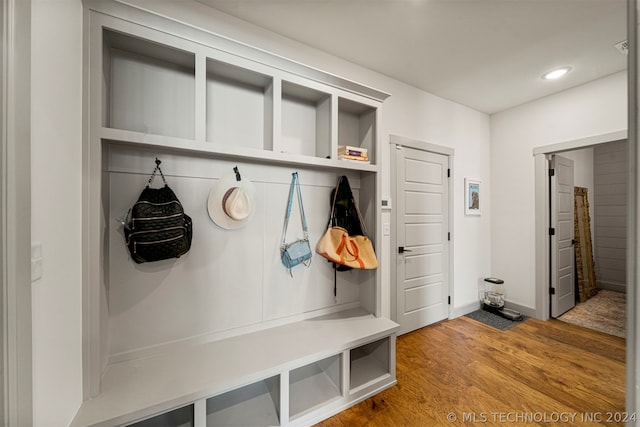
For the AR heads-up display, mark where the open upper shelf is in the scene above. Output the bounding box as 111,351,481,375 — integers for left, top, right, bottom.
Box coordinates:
104,29,196,139
100,27,382,171
280,81,331,159
206,58,274,151
338,97,376,164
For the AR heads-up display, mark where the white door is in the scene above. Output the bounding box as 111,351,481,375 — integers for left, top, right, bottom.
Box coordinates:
551,155,575,317
395,146,449,334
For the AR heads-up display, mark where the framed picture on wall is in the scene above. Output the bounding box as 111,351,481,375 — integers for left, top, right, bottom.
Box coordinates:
465,178,481,215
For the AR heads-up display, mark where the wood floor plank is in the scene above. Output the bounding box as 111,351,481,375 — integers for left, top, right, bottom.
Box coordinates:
451,319,625,410
316,316,625,426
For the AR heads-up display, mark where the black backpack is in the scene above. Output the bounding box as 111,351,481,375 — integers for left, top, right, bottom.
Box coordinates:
124,159,193,263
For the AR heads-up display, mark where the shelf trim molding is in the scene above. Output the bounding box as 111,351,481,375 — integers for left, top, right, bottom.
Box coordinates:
86,0,391,102
101,127,380,173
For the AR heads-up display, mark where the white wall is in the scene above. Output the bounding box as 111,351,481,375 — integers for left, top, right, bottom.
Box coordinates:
31,0,83,425
491,71,627,309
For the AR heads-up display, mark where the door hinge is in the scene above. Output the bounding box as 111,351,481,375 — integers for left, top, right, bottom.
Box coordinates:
549,168,555,177
549,227,555,235
447,232,451,241
447,169,451,178
448,296,451,305
549,287,556,295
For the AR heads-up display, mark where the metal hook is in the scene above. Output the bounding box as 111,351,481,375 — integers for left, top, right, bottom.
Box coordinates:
155,157,161,167
234,166,241,181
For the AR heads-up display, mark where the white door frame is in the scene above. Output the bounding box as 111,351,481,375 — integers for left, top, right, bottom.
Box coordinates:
389,134,454,326
1,0,32,425
533,130,627,321
628,0,639,414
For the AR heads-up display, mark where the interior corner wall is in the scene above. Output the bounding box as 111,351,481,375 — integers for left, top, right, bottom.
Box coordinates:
490,70,627,310
31,0,83,425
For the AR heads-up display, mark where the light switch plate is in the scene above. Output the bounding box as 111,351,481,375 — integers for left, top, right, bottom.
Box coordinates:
382,222,390,236
31,242,43,282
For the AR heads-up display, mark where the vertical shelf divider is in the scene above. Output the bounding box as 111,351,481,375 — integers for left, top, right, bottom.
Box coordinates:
341,349,350,398
193,398,206,427
194,52,207,142
280,370,290,426
329,95,339,161
271,77,283,155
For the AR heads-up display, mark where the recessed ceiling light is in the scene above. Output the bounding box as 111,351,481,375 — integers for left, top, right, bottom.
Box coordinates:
542,67,571,80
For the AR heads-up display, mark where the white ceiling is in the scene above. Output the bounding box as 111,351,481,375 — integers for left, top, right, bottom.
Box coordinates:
196,0,627,114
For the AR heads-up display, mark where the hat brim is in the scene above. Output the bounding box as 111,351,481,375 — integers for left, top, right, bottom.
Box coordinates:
208,173,256,230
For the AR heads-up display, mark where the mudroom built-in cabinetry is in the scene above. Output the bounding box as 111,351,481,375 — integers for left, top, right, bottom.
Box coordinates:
73,1,397,426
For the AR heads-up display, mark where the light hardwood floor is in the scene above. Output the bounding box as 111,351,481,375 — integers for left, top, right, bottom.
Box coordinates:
318,316,626,426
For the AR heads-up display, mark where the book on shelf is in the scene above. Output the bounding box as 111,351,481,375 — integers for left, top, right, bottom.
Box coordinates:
338,157,371,164
338,145,368,158
338,154,370,163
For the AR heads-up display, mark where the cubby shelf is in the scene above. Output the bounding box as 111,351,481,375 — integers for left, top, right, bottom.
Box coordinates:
101,127,380,173
71,309,398,426
289,355,342,421
128,405,193,427
350,337,391,393
101,26,381,170
206,376,280,427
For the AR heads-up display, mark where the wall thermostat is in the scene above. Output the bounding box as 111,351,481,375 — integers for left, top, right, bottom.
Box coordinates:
381,198,392,211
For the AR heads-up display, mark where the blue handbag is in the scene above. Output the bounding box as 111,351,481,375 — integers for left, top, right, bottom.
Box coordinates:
281,172,312,275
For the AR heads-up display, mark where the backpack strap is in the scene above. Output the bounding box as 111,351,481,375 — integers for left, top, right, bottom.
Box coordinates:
146,157,168,189
328,175,343,226
281,172,308,246
330,175,368,236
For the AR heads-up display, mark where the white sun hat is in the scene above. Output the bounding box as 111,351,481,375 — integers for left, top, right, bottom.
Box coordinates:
208,168,255,230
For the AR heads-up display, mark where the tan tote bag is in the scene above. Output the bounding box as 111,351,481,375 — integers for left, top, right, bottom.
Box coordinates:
315,176,378,270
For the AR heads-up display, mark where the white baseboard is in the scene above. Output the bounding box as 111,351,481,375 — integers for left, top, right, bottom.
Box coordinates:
598,282,627,294
450,300,535,320
450,301,480,319
504,300,536,318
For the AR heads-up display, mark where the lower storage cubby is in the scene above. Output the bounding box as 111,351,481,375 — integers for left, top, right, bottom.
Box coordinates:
289,354,342,420
206,376,280,426
128,404,193,427
71,309,398,426
349,337,390,392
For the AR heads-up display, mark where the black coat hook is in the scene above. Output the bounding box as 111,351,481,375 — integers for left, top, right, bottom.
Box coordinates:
234,166,241,181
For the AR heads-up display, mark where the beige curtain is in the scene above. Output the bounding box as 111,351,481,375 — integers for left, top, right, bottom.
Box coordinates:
574,187,598,302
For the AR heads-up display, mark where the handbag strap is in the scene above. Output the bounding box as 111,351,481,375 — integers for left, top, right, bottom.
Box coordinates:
145,157,168,189
329,176,369,236
281,172,309,246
